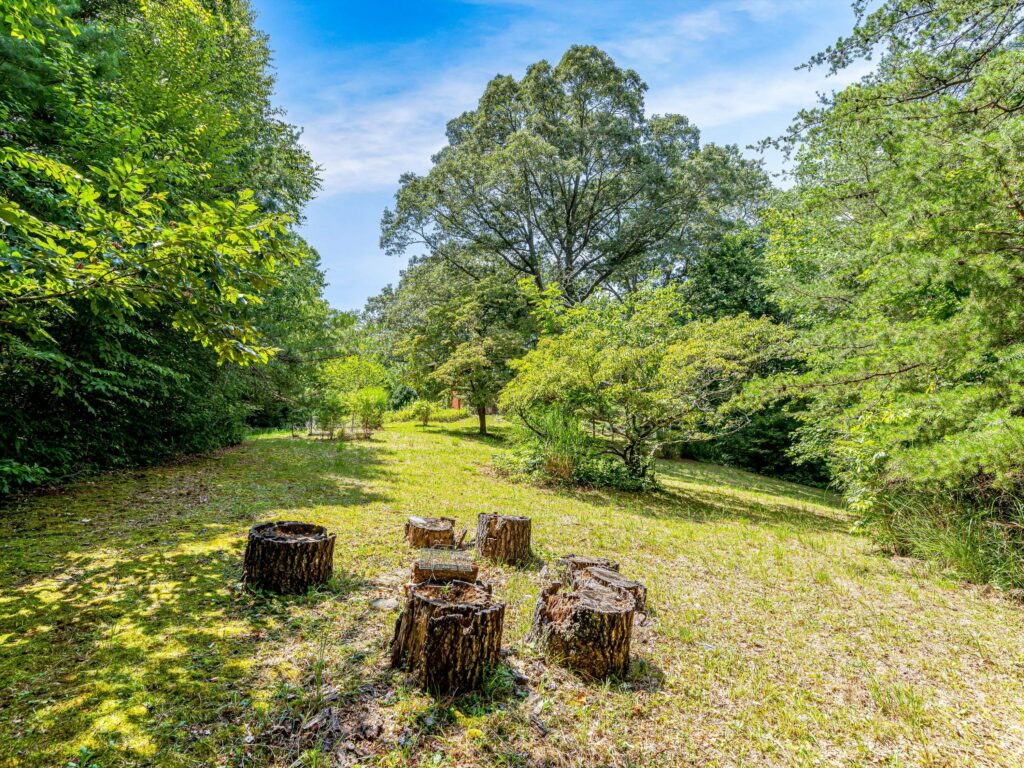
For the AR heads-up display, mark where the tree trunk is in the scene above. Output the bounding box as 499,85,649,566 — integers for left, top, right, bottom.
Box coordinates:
555,554,620,584
477,404,487,435
390,580,505,695
578,565,647,612
476,513,532,564
529,581,634,680
404,516,456,548
242,521,335,594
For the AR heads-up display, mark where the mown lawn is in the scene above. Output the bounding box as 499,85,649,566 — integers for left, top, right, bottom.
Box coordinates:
1,420,1023,767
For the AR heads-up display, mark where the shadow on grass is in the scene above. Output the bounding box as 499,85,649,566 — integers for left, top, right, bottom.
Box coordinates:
0,435,392,767
419,421,510,447
549,461,848,535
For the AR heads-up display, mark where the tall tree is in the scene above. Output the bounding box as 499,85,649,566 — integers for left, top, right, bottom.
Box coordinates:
364,257,536,435
381,45,767,304
764,0,1024,507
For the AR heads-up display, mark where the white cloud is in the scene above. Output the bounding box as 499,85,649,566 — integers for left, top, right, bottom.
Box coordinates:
295,0,861,198
299,76,481,195
611,8,728,65
610,0,823,66
645,60,872,130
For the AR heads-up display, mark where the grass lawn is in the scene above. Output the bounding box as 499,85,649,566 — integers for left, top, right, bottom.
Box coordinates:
2,419,1023,767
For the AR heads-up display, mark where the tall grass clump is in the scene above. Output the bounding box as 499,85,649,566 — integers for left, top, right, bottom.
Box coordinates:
864,491,1024,590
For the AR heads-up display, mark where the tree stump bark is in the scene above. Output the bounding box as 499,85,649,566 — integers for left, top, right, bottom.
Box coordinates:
555,554,620,584
529,581,634,680
476,513,532,564
242,521,335,594
411,559,479,584
404,516,456,548
578,566,647,611
390,580,504,695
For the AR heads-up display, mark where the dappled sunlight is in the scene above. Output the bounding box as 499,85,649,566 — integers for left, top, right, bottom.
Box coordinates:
0,436,383,768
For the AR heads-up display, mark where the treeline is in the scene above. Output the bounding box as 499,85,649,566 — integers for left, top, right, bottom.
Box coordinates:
0,0,342,491
360,2,1024,588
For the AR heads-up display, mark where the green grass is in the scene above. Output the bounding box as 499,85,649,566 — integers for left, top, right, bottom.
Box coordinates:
2,419,1023,767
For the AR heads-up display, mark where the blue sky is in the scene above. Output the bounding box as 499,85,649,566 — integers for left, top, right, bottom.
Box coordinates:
249,0,864,310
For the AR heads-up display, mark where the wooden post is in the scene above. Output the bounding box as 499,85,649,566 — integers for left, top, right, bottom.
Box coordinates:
390,580,504,695
529,581,634,680
476,513,532,564
242,521,335,594
404,516,456,548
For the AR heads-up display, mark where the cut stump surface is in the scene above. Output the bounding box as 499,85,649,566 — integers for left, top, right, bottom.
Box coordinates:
476,513,532,564
579,565,647,612
242,521,335,594
390,580,504,695
405,516,456,549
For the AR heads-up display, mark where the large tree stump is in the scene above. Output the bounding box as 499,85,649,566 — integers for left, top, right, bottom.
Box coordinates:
529,581,634,680
578,566,647,612
390,580,504,695
555,554,620,584
476,513,532,564
404,516,456,548
242,521,335,594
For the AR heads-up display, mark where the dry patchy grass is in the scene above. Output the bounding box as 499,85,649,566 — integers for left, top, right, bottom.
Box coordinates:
1,419,1023,767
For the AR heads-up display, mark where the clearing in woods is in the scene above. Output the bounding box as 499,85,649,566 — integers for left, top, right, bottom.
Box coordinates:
1,419,1022,767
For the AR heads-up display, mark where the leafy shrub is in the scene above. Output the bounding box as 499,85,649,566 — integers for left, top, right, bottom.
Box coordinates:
494,406,655,491
349,387,388,437
410,399,433,425
391,404,467,424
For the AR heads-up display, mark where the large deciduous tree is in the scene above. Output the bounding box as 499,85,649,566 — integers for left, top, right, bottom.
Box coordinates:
381,45,767,304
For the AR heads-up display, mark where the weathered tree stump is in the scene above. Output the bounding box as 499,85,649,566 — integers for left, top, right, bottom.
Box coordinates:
555,554,620,584
411,559,479,584
390,580,505,695
404,516,456,548
529,581,634,680
578,566,647,611
476,513,532,564
242,521,335,594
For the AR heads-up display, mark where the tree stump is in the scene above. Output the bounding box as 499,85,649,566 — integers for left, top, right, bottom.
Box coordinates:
476,513,532,564
529,581,634,680
555,554,620,584
404,516,456,548
411,559,479,584
578,566,647,611
390,580,505,695
242,521,335,594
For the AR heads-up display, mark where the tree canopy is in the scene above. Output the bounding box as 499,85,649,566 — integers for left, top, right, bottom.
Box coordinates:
0,0,326,490
381,45,767,304
501,283,789,479
762,0,1024,507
